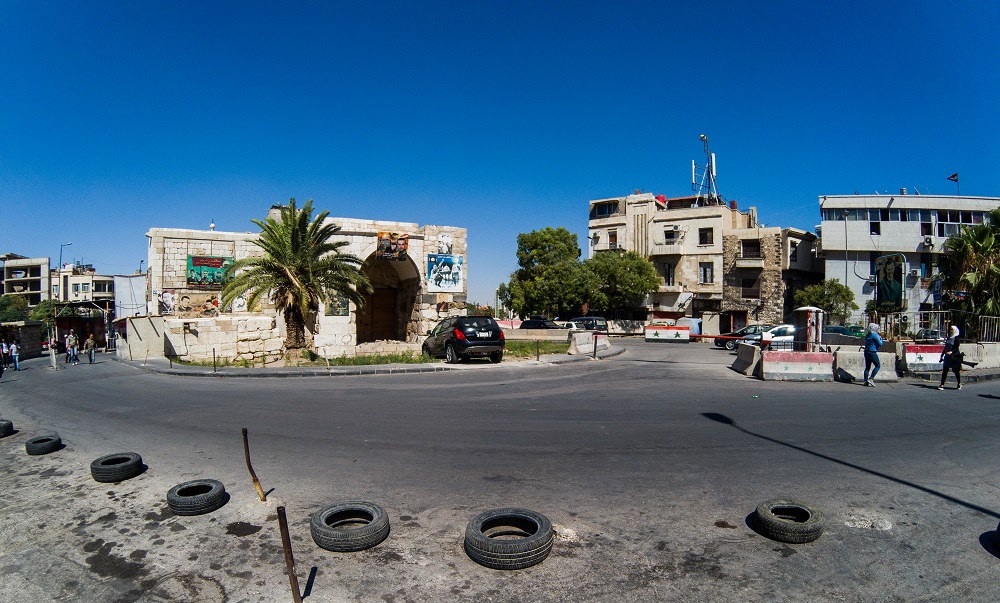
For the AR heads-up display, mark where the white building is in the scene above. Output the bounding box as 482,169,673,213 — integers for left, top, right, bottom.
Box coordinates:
0,254,52,307
818,192,1000,323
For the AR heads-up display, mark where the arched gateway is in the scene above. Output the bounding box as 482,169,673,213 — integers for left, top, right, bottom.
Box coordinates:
356,253,421,343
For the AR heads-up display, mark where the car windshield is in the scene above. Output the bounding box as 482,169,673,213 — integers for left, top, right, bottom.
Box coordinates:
458,317,496,329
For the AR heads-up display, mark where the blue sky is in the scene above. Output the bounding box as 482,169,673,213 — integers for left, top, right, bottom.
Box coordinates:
2,1,998,306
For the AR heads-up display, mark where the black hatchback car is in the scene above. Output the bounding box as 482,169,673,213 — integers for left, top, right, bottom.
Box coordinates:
423,315,505,363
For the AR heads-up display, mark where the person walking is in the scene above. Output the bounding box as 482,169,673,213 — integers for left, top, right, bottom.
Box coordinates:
10,340,19,371
938,325,963,390
863,323,884,387
1,339,9,368
84,334,96,364
67,330,79,365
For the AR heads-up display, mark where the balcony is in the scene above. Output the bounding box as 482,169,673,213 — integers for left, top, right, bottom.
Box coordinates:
740,286,761,299
734,250,764,269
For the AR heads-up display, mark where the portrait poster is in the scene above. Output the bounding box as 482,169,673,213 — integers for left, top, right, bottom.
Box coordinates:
175,292,220,318
158,289,176,315
875,253,906,313
376,232,409,260
437,232,453,254
186,256,233,290
324,292,350,316
427,254,464,293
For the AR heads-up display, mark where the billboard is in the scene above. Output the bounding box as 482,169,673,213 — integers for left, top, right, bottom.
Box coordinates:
875,253,906,313
186,256,233,290
427,254,464,293
376,232,409,260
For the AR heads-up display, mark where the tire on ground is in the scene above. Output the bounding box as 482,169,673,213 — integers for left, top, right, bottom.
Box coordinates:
167,479,227,516
464,507,553,570
25,434,62,455
310,501,391,552
0,419,13,437
91,452,144,483
753,499,825,543
489,351,503,363
445,344,462,364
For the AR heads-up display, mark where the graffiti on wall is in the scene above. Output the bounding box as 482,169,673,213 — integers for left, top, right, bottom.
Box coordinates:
376,232,409,260
187,256,234,289
427,254,464,293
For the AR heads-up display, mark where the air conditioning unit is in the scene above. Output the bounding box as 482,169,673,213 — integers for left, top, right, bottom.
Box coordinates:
909,269,920,277
923,236,933,246
670,225,679,231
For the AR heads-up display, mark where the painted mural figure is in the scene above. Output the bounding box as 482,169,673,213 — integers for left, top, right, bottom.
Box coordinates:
427,254,463,293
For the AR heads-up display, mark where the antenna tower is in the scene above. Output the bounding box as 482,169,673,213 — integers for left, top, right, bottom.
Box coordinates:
691,134,724,207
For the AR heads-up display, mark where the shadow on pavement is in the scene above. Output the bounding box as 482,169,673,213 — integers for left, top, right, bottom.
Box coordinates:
979,527,1000,560
303,566,319,598
701,412,1000,520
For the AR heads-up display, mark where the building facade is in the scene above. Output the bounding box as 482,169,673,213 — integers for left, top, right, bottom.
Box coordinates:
52,264,115,304
818,192,1000,323
0,254,51,307
143,210,468,361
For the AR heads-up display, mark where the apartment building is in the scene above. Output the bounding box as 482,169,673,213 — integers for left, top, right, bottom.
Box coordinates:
818,192,1000,323
0,254,52,307
52,263,115,303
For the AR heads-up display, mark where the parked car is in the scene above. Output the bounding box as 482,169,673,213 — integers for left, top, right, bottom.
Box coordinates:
423,315,504,363
568,316,608,332
520,319,562,329
744,324,796,350
823,325,851,335
914,328,945,343
714,324,772,350
846,325,866,338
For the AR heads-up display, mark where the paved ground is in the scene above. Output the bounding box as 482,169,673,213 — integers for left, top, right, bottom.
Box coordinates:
1,341,999,602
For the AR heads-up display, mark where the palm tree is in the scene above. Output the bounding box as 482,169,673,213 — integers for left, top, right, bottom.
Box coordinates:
937,208,1000,316
221,199,372,350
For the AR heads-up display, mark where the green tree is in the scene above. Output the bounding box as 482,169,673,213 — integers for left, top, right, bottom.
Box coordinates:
503,227,597,317
793,280,859,325
936,209,1000,315
221,199,373,350
585,251,659,312
0,294,29,323
30,299,58,331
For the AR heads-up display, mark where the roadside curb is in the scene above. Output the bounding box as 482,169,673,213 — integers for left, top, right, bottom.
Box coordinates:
906,369,1000,384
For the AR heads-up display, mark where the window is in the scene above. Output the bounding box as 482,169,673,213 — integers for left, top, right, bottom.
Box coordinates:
589,202,620,219
741,240,761,258
789,242,799,262
921,222,933,236
870,221,881,235
870,252,879,277
663,262,675,286
608,229,618,249
699,228,714,245
741,278,760,299
663,228,678,243
72,284,80,293
699,262,714,284
81,283,90,292
920,253,932,278
52,285,59,296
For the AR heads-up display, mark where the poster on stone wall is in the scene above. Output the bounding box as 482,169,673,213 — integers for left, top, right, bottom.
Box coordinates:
376,232,409,260
158,289,176,315
437,232,453,254
175,292,220,318
324,292,350,316
427,254,464,293
186,256,234,289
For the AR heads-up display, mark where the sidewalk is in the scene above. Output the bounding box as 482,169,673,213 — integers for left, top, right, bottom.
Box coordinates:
907,365,1000,384
110,345,625,378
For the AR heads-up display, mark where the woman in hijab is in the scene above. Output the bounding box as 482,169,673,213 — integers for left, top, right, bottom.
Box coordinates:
938,325,962,390
863,323,884,387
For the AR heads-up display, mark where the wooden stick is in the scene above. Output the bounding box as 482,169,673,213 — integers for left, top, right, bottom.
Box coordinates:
242,428,266,502
277,506,303,603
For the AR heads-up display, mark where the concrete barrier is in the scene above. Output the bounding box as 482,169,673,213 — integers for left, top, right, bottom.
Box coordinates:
731,343,762,377
833,351,898,382
901,343,944,373
569,332,611,355
761,351,834,381
644,324,689,342
502,329,572,342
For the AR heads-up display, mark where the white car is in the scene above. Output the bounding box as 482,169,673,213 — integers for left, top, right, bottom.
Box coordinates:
744,324,796,350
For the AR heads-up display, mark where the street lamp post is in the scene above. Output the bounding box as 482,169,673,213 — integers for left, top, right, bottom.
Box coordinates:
58,242,72,302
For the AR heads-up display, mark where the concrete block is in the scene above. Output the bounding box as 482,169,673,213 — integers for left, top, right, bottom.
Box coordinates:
901,343,944,373
833,351,898,382
730,343,761,377
761,351,834,381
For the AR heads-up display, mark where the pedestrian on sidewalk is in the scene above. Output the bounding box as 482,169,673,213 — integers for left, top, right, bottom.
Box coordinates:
938,325,962,390
67,330,79,365
1,339,9,368
863,323,883,387
10,340,19,371
84,334,96,364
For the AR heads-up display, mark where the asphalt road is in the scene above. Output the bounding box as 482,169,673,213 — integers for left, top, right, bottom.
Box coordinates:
1,341,999,602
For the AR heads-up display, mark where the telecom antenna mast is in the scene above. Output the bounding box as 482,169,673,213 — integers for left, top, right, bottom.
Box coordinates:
691,134,724,207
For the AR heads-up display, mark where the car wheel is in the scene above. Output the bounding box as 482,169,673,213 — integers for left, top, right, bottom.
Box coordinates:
489,351,503,363
445,343,460,364
725,340,736,351
91,452,144,483
310,501,391,552
421,343,432,358
753,499,825,544
464,508,553,570
167,479,227,516
26,434,62,455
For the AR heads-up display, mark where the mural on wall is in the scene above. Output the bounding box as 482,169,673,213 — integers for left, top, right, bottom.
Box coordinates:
158,289,176,315
175,292,220,318
187,256,234,289
427,254,464,293
324,292,350,316
437,232,454,254
376,232,409,260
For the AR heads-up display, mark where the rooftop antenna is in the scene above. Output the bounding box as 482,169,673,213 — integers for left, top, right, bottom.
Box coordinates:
210,219,216,231
691,134,723,207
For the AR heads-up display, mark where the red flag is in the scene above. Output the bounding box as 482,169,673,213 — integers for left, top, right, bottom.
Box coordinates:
947,173,959,182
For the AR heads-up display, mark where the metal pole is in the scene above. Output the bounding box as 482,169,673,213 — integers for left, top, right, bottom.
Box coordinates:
213,349,217,373
277,506,303,603
592,333,598,360
535,340,539,361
